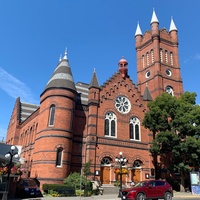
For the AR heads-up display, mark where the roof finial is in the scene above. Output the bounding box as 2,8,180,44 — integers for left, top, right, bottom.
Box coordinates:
94,68,96,73
59,54,62,62
63,47,68,59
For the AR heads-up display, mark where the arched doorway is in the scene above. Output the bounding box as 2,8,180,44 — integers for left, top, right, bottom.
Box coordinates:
100,157,112,184
131,159,142,184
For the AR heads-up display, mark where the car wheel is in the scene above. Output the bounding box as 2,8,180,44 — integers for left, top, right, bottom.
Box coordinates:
164,192,172,200
136,193,146,200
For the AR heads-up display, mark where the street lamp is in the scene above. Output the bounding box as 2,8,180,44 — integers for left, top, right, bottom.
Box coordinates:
115,152,127,197
2,146,18,200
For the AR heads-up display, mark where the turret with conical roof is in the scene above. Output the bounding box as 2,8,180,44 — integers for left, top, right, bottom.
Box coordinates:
169,17,178,45
151,9,159,37
32,49,77,184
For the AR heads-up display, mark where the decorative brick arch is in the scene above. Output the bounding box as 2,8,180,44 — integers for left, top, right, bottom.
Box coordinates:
98,152,115,164
130,155,145,166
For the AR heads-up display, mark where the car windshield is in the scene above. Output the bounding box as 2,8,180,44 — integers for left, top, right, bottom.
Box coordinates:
23,180,37,187
134,181,148,187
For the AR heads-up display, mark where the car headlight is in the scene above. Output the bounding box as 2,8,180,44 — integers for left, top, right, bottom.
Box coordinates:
24,188,29,191
36,188,40,191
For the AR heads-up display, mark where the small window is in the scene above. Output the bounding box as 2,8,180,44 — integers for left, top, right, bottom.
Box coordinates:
145,70,150,78
165,86,174,96
166,69,172,76
56,147,63,167
49,105,55,126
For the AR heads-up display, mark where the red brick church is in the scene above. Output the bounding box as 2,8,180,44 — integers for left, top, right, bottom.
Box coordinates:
5,10,183,187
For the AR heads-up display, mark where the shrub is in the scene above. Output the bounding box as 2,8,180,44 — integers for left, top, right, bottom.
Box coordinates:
42,184,76,196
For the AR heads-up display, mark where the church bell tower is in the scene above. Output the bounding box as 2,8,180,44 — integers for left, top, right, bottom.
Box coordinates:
135,9,183,99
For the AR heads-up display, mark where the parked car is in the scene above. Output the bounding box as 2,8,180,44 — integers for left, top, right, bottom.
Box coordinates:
121,180,173,200
15,178,42,198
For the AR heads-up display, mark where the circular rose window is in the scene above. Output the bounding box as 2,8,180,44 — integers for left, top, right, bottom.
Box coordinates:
115,96,131,114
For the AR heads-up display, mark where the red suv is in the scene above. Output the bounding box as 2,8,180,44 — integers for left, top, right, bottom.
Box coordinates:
121,180,173,200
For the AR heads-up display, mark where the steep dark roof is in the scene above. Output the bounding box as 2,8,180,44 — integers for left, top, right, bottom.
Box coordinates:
89,69,100,89
44,55,76,93
143,86,152,101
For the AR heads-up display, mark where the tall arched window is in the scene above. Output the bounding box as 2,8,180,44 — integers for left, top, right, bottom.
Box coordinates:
142,55,145,68
146,52,150,66
130,117,140,141
56,147,63,167
170,52,173,66
104,112,116,137
49,104,55,126
160,49,163,62
151,49,154,63
165,50,168,64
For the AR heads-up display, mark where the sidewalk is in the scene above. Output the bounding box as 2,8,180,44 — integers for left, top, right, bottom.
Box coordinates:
19,192,200,200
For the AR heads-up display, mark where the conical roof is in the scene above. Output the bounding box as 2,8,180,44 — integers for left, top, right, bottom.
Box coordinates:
44,51,76,92
135,22,142,36
89,69,100,89
150,9,159,24
169,17,177,32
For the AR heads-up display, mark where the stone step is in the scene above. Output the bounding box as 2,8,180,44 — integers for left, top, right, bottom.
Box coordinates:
101,186,119,195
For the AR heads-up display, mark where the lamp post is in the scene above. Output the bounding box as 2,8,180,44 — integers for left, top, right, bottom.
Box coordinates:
115,152,127,198
2,146,18,200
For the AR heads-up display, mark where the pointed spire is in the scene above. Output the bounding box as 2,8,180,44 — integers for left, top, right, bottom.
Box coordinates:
135,22,142,36
89,68,100,89
150,8,159,24
44,49,76,92
169,17,177,32
63,48,68,60
59,54,62,62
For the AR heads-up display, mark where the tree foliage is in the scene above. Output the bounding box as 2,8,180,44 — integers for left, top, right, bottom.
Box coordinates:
64,172,87,190
143,91,200,190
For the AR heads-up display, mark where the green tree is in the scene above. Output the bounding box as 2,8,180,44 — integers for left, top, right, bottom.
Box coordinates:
83,161,92,196
143,92,200,191
64,172,87,190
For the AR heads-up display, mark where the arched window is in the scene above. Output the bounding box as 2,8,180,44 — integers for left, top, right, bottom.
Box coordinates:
146,52,149,66
101,157,112,165
130,117,140,141
49,104,55,126
160,49,163,62
151,49,154,63
142,55,145,68
165,86,174,96
170,52,173,66
165,50,168,64
133,160,142,168
104,112,116,137
56,147,63,167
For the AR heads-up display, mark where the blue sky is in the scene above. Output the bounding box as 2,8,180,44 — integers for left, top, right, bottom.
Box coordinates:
1,0,200,141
